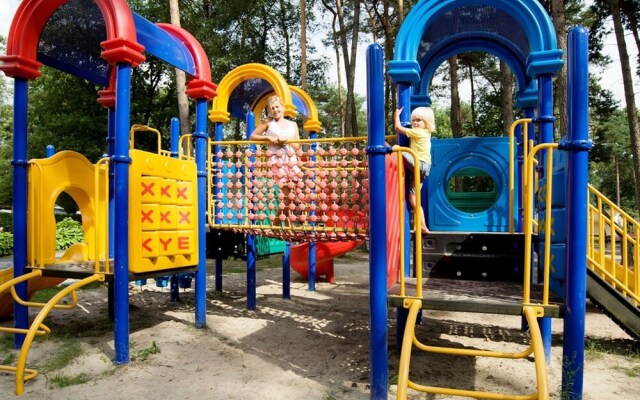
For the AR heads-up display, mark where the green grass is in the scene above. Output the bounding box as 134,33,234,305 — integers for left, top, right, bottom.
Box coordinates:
30,281,106,304
613,364,640,377
48,373,89,388
0,334,16,365
585,338,604,360
38,340,83,373
131,341,160,362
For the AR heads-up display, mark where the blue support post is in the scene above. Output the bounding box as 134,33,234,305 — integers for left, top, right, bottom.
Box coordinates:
113,63,132,364
283,242,291,299
170,117,180,157
214,122,224,291
562,26,590,400
308,131,318,292
536,74,556,365
107,107,116,320
194,99,209,328
170,117,181,303
366,43,389,400
12,78,29,347
396,83,412,278
246,112,257,310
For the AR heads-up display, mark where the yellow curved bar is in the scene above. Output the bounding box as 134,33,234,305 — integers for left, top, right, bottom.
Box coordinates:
10,285,78,310
396,298,422,400
523,306,550,400
15,274,104,395
210,63,295,124
0,270,42,296
129,124,162,153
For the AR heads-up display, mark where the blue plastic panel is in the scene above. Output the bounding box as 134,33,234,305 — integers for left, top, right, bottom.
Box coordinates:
132,12,196,76
426,136,514,232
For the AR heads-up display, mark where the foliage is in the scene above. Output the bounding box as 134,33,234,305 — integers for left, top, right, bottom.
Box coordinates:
55,217,85,251
131,341,161,362
48,373,89,389
0,231,13,256
38,341,83,373
315,84,367,137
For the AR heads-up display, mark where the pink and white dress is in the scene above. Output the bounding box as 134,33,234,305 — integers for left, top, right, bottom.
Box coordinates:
263,120,301,183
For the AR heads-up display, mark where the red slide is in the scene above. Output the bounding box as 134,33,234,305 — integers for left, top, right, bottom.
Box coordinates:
289,154,400,288
385,154,400,289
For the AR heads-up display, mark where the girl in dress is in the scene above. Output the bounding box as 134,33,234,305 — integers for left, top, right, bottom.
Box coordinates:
249,95,301,225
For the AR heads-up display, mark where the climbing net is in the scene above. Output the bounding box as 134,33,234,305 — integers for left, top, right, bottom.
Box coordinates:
208,137,370,242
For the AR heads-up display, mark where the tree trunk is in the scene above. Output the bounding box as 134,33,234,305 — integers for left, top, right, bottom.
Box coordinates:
300,0,307,91
468,63,478,136
608,0,640,210
336,0,360,137
551,0,567,139
450,56,463,138
169,0,190,136
279,0,292,81
500,60,514,136
619,0,640,65
322,1,345,136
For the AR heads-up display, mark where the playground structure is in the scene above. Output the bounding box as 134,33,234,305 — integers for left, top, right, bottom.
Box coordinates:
0,0,215,394
0,0,638,399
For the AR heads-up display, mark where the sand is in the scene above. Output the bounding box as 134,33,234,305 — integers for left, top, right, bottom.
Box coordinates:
0,247,638,399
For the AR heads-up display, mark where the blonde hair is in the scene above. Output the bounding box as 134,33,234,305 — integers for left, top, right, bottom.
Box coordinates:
411,107,435,132
267,95,284,109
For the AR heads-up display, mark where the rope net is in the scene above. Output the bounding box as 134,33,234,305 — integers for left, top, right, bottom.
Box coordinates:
208,137,370,242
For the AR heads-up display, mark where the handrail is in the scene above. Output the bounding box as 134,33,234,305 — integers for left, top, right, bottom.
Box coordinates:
95,157,110,274
14,273,104,395
509,118,532,233
396,299,549,399
587,184,640,305
129,124,163,153
391,146,423,299
523,142,558,305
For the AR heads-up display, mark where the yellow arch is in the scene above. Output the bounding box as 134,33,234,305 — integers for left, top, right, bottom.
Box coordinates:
209,63,295,124
252,86,322,133
27,151,108,266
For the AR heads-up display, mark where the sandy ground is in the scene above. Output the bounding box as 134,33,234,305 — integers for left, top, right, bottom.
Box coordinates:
0,247,638,399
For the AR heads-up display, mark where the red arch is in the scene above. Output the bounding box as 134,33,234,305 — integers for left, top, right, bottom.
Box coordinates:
157,23,217,101
0,0,144,80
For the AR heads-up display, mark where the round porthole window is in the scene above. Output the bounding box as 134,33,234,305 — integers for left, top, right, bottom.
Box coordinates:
446,167,498,213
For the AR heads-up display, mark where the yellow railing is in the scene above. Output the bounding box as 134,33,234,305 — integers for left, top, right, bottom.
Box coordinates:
522,142,557,305
129,124,172,157
587,185,640,306
396,298,549,399
391,146,424,299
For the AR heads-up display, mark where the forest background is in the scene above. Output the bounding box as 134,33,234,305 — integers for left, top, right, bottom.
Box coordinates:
0,0,639,221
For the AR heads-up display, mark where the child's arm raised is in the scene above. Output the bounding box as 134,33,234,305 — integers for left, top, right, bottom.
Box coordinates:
394,108,409,136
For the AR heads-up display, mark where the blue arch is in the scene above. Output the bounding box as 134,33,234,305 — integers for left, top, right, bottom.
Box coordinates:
417,36,531,97
395,0,556,60
390,0,562,87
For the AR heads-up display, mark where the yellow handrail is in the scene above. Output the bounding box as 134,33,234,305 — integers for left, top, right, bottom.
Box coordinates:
396,301,549,400
14,274,104,395
509,118,532,233
523,142,558,304
391,146,423,298
587,184,640,305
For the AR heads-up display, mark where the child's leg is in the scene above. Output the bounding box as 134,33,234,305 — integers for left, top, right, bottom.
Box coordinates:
408,192,429,233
